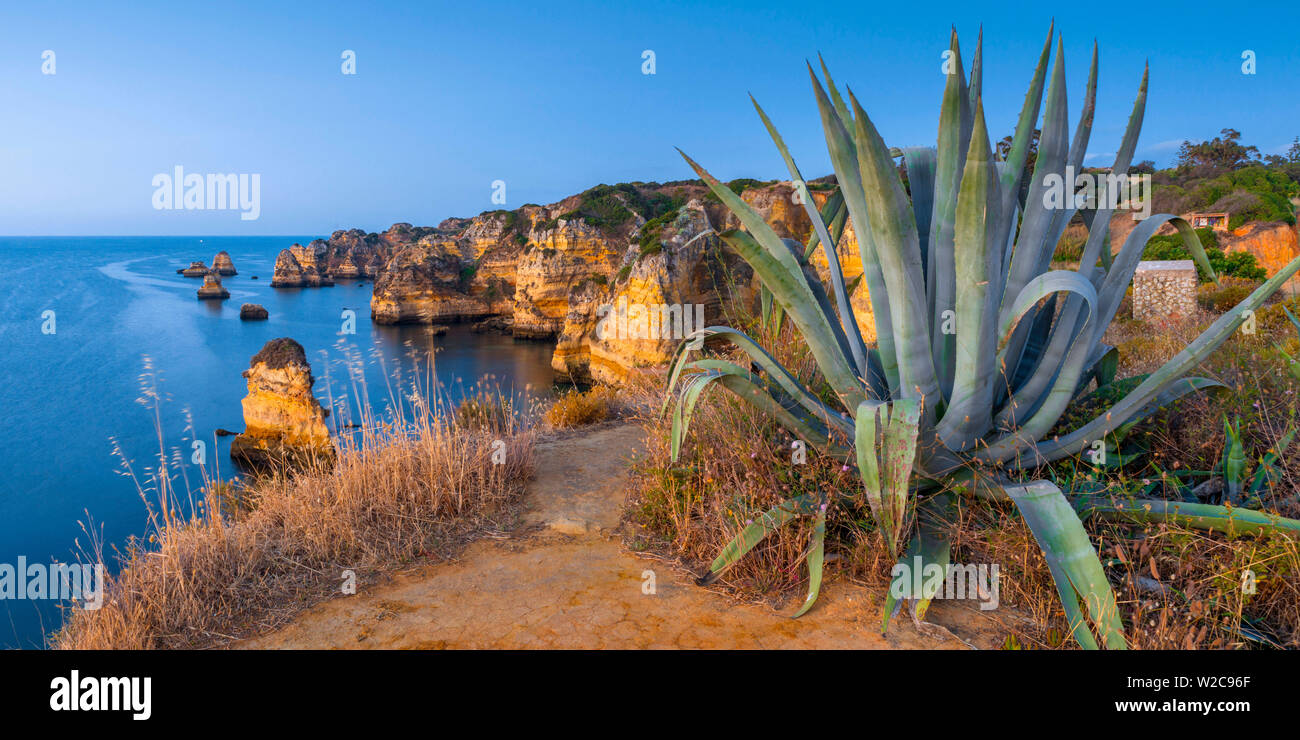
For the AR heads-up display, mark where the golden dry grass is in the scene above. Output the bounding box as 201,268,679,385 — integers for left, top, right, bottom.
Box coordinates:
54,388,534,650
544,386,616,428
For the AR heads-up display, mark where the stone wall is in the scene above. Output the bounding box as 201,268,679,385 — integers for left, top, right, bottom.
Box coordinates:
1133,259,1197,321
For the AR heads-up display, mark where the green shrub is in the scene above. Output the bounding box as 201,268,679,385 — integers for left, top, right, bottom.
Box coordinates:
1142,227,1266,282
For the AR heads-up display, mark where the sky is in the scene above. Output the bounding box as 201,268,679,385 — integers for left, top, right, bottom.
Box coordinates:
1,0,1297,235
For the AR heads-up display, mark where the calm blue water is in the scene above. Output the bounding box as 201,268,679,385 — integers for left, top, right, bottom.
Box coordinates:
0,236,558,648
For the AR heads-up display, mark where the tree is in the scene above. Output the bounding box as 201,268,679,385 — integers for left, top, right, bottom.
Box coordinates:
1175,128,1261,173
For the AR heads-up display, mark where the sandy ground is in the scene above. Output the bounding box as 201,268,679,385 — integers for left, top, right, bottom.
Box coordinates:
240,424,1004,649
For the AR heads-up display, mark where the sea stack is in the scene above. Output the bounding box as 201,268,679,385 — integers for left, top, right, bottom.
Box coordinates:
181,261,210,277
240,303,269,320
213,251,237,276
230,338,333,468
196,271,230,299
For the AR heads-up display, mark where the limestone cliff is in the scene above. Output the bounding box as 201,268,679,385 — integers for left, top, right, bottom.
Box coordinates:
552,199,757,383
1221,221,1300,281
230,338,333,468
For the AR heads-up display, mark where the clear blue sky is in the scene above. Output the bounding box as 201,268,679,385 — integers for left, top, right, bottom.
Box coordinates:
1,0,1297,235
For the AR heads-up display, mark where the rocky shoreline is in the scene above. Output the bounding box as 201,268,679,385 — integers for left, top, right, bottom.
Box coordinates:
263,179,870,384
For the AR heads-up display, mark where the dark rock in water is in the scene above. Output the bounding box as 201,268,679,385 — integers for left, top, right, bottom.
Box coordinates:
197,272,230,299
429,325,449,336
240,303,269,320
251,275,259,280
215,428,237,437
230,338,334,470
212,251,237,276
181,261,210,278
471,315,514,334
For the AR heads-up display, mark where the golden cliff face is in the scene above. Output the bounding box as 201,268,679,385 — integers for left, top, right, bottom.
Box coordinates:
553,200,757,384
362,179,879,383
1222,221,1300,281
513,216,626,339
230,338,333,468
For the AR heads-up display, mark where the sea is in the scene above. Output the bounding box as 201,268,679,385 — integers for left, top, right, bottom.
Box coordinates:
0,236,560,648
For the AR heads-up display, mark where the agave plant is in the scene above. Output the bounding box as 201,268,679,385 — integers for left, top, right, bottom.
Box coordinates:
665,25,1300,649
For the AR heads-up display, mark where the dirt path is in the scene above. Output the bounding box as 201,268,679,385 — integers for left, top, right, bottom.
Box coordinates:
241,424,1002,649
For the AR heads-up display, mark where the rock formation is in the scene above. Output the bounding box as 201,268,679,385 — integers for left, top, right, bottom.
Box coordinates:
212,251,237,275
180,261,209,277
240,303,269,320
230,338,333,468
270,248,333,287
196,271,230,299
1221,221,1300,283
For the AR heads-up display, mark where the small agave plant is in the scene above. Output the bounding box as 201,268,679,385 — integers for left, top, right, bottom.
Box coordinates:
666,25,1300,649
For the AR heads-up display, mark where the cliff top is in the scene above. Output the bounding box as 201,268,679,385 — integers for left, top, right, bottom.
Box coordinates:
250,337,308,370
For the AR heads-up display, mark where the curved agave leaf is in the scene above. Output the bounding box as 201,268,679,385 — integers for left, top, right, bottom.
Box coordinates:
699,492,822,585
662,325,853,436
1002,479,1126,649
668,363,846,461
791,504,828,618
1019,254,1300,465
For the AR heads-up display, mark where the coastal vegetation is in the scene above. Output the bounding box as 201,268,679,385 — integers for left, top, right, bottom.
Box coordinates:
54,380,534,649
660,26,1300,649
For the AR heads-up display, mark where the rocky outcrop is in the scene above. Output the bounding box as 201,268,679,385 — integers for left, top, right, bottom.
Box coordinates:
1221,221,1300,282
270,248,333,287
212,251,237,276
512,217,626,338
240,303,269,320
230,338,333,469
553,200,758,384
180,261,209,277
196,272,229,299
333,250,361,279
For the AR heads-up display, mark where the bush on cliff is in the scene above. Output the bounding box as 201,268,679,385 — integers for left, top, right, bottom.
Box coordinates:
1142,226,1266,282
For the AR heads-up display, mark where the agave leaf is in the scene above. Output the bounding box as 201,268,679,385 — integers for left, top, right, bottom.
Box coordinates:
1002,479,1126,649
1222,416,1246,503
818,54,854,130
751,96,869,373
680,208,864,408
1085,497,1300,537
996,21,1055,224
662,325,853,435
882,493,953,629
700,492,822,584
928,29,973,398
848,90,940,410
1248,421,1296,496
1016,254,1300,466
808,65,901,397
791,504,828,618
1078,64,1150,276
937,96,1000,449
855,399,921,554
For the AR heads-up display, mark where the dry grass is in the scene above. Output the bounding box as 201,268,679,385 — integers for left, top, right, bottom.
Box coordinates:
544,386,616,428
54,380,534,650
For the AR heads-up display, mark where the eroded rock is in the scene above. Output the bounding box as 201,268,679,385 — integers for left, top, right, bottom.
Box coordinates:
230,338,333,468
